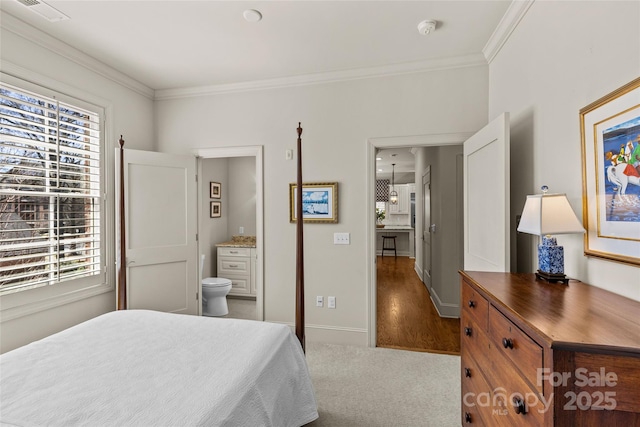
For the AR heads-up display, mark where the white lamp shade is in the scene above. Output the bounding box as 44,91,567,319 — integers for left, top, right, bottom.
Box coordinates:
517,193,585,236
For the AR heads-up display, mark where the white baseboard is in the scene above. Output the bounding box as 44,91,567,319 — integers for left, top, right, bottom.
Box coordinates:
274,321,369,346
429,290,460,318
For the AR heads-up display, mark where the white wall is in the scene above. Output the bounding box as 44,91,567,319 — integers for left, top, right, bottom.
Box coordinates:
156,66,489,344
228,157,257,237
200,158,229,278
489,1,640,300
0,22,155,352
199,156,256,279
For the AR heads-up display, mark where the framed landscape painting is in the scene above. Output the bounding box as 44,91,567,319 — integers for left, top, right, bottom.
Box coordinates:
289,182,338,223
580,77,640,265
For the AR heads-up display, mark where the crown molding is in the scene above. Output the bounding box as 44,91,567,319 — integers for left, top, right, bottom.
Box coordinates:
154,53,488,101
1,11,154,100
483,0,535,64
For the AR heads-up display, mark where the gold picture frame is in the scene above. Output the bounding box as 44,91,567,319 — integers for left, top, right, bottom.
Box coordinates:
580,77,640,266
289,182,338,223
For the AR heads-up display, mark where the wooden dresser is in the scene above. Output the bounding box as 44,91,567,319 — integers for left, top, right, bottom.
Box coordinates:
459,271,640,426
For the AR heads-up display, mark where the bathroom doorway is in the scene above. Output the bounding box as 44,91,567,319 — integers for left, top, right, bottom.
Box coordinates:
195,146,264,321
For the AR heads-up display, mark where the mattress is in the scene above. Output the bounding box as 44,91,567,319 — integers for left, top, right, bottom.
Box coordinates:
0,310,318,427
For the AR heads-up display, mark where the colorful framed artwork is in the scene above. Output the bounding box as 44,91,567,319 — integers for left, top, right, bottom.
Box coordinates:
210,201,221,218
289,182,338,223
210,182,221,199
580,77,640,266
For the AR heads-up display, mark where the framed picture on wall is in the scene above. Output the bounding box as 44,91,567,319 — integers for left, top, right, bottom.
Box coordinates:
289,182,338,223
210,201,221,218
210,182,221,199
580,76,640,266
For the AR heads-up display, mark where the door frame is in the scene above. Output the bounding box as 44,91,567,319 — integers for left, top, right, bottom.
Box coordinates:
194,146,264,321
366,132,473,347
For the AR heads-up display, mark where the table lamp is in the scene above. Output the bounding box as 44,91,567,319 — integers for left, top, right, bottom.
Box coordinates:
517,186,585,283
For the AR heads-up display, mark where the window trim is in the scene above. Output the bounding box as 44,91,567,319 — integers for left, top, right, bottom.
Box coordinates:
0,72,115,322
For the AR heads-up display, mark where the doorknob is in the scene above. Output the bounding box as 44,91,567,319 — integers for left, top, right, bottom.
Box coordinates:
429,224,436,233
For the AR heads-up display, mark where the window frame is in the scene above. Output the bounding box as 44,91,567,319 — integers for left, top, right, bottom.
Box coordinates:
0,73,114,322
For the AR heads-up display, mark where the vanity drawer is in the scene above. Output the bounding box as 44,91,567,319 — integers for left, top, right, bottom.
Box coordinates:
489,305,543,394
228,277,250,294
462,280,489,331
218,247,252,257
218,257,250,275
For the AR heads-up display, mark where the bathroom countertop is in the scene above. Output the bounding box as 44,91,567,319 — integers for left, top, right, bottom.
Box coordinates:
216,235,256,248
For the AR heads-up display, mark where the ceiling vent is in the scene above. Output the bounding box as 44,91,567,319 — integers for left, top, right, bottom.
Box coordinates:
15,0,69,22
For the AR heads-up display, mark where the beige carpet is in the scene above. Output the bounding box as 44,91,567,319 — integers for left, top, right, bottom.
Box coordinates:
305,343,460,427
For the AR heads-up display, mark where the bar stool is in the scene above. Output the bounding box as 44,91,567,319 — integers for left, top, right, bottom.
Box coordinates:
381,234,397,258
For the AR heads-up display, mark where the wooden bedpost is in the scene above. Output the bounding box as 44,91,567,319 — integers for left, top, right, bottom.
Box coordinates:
295,123,305,352
117,136,127,310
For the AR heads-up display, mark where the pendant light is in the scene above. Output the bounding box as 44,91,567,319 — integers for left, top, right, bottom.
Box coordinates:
389,163,398,205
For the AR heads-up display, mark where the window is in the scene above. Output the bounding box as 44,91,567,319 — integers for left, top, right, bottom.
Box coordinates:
0,81,103,295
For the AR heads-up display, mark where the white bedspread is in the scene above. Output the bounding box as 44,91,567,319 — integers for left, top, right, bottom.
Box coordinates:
0,310,318,427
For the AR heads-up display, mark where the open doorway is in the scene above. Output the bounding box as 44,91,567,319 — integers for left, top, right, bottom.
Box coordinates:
195,146,264,321
367,133,472,350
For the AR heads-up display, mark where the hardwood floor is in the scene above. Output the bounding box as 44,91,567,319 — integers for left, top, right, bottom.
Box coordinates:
376,256,460,355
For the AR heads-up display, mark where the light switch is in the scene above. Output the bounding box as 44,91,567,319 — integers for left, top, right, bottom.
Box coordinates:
285,149,293,160
328,296,336,309
333,232,350,245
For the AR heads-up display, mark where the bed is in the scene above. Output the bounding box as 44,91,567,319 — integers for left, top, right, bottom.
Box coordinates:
0,309,318,426
1,124,317,426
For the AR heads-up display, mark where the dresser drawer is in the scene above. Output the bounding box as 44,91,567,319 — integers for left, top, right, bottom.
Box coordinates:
218,247,252,257
489,305,543,394
462,348,493,426
485,345,547,427
462,280,489,332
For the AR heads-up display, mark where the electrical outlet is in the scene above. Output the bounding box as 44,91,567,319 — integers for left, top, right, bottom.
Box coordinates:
239,226,244,234
316,296,324,307
333,233,350,245
328,296,336,309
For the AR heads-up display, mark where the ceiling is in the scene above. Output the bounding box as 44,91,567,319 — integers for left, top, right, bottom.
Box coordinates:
2,1,511,179
1,0,511,92
376,148,416,183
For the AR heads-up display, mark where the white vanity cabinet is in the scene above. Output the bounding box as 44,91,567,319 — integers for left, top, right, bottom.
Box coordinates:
217,247,256,297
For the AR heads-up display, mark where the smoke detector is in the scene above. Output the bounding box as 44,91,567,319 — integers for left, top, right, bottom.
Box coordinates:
417,20,437,35
243,9,262,22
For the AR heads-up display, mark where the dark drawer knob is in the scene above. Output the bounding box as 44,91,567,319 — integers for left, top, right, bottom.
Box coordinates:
464,327,473,336
513,397,526,415
464,412,472,423
468,300,475,308
502,337,514,349
464,367,471,378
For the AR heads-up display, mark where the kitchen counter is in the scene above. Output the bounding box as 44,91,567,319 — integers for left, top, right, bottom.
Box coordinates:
216,235,256,248
376,225,414,230
376,227,415,258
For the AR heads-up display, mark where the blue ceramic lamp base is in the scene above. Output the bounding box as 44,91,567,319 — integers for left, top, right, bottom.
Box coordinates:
536,236,569,284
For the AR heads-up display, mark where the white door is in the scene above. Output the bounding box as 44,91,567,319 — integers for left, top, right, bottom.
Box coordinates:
120,149,198,314
422,166,432,292
463,112,510,272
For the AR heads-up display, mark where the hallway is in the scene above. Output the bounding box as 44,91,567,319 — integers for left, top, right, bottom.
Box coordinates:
376,256,460,354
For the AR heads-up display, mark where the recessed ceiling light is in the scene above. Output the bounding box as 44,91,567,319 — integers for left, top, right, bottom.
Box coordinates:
243,9,262,22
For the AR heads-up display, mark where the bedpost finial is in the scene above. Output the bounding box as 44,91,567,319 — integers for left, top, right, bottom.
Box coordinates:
297,122,302,138
119,135,125,148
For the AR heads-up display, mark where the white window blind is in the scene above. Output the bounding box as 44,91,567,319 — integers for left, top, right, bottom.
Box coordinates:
0,82,102,294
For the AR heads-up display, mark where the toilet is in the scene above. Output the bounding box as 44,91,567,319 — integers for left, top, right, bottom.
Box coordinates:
200,255,232,317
